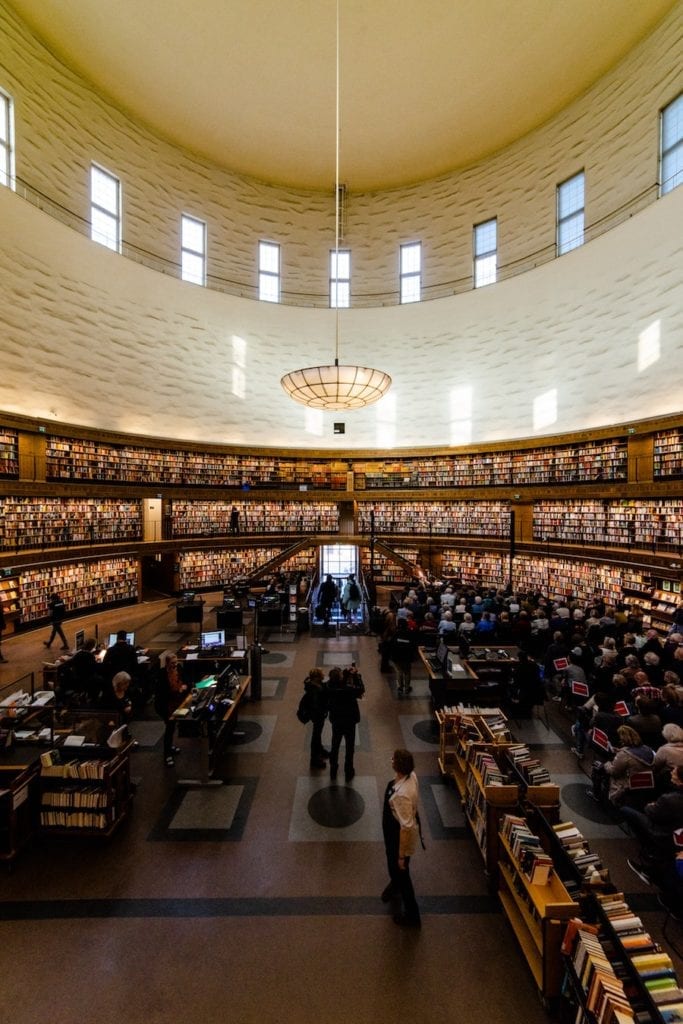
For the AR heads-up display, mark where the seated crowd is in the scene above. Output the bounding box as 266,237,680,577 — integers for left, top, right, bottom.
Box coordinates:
376,578,683,914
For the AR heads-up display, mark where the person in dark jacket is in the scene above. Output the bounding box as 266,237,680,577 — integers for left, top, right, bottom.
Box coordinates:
43,591,68,649
327,665,364,783
303,668,329,769
103,629,139,681
623,764,683,911
317,575,338,629
389,617,415,697
154,652,189,766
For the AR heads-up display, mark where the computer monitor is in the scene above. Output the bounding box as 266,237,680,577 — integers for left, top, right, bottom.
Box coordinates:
74,629,85,651
435,640,449,671
200,629,225,649
108,631,135,647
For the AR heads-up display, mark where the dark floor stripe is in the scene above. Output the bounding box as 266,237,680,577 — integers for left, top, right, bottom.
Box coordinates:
0,894,502,921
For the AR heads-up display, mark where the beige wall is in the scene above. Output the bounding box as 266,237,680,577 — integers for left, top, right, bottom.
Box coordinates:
0,0,681,450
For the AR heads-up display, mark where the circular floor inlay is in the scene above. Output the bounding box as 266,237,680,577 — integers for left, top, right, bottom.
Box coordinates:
308,786,365,828
263,652,287,664
228,720,263,745
413,719,439,745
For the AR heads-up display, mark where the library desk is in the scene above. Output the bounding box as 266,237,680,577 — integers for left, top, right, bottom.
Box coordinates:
418,646,505,707
464,645,519,690
172,674,251,786
175,599,205,626
0,750,42,865
176,647,249,684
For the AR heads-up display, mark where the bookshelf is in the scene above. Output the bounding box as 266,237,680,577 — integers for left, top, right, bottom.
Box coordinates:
38,742,134,837
651,579,682,635
0,496,143,551
653,429,683,480
0,573,21,631
464,744,519,879
498,812,579,1000
360,546,421,584
177,547,285,590
510,555,650,607
0,428,19,478
357,500,511,538
45,436,347,489
441,550,506,587
353,438,627,489
533,498,683,551
170,500,339,538
17,556,139,623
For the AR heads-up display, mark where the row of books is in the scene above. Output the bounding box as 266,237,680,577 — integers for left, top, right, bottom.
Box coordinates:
563,920,636,1024
596,892,683,1021
501,813,554,886
471,749,509,787
507,743,552,786
39,810,110,829
40,750,109,779
552,819,610,889
41,787,108,809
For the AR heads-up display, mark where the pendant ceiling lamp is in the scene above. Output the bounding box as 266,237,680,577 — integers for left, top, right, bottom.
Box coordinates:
280,1,391,411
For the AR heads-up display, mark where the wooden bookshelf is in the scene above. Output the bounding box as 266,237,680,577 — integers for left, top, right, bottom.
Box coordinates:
533,498,683,550
464,745,519,879
38,742,134,837
651,579,682,634
0,496,143,551
170,499,339,538
0,573,21,631
178,547,285,590
17,556,139,623
357,500,511,537
441,550,506,587
0,428,19,478
653,428,683,479
498,818,579,1000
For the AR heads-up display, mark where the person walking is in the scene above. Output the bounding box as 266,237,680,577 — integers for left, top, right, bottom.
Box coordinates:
43,591,69,650
389,616,415,697
327,665,364,782
381,748,422,927
303,668,330,769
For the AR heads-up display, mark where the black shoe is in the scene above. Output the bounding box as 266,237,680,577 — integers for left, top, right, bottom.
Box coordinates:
585,788,600,802
310,759,327,769
329,766,338,780
627,859,652,886
320,749,331,758
393,913,421,928
345,768,355,782
381,884,396,903
171,746,181,755
165,756,175,767
0,655,7,663
43,641,52,648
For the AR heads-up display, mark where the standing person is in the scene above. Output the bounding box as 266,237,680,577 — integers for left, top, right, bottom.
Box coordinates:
43,591,69,650
381,748,422,928
317,574,338,630
303,668,330,769
327,665,364,782
230,505,240,535
0,596,7,662
390,616,415,697
154,652,189,766
342,574,363,626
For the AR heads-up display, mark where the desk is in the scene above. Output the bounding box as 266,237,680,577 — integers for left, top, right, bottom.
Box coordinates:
172,674,251,785
419,646,508,707
176,646,249,684
464,646,519,691
175,600,204,626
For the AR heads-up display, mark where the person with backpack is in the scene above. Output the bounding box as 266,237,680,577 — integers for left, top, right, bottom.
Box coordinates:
317,574,338,629
298,668,330,769
327,664,365,782
342,574,362,626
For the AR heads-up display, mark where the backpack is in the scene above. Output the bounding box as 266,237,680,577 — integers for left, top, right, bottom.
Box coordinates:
349,582,361,602
296,691,312,724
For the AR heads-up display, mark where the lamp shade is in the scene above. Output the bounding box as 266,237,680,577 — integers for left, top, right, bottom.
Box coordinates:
280,362,392,410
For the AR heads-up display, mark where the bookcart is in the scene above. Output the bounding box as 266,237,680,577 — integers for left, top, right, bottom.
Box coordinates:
560,895,683,1024
464,744,518,880
435,705,512,792
38,740,134,837
498,814,579,1003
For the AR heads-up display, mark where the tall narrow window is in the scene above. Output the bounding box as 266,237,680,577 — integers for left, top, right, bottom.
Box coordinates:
0,89,15,189
473,218,497,287
556,171,585,255
661,93,683,195
259,241,280,302
330,250,350,307
90,164,121,252
400,242,421,303
181,214,206,285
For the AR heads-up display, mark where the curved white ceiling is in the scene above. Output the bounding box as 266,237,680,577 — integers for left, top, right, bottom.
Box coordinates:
7,0,677,191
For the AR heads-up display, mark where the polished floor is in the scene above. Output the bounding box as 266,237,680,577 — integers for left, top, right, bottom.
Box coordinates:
0,597,680,1024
